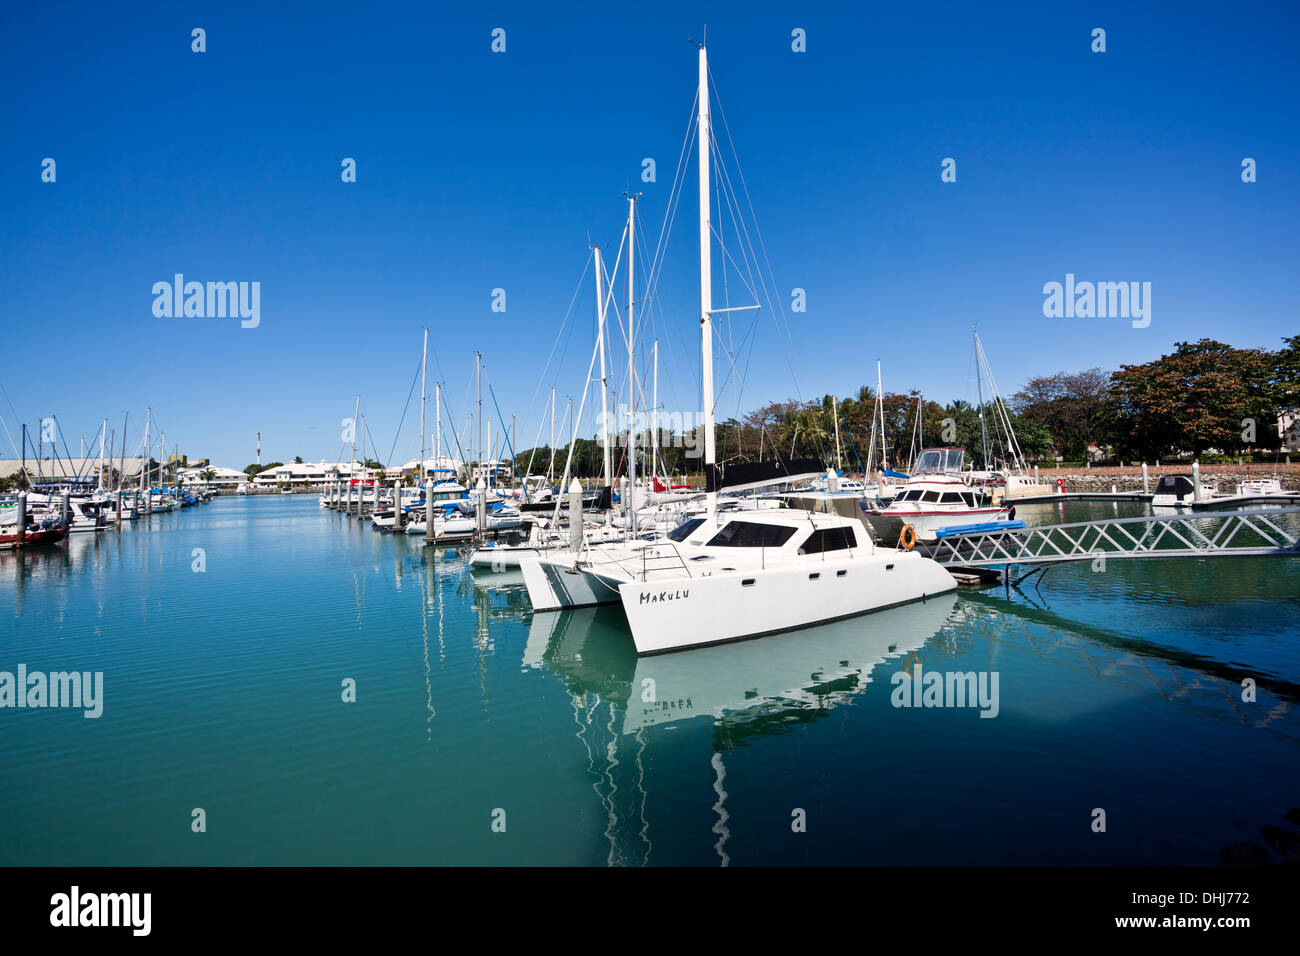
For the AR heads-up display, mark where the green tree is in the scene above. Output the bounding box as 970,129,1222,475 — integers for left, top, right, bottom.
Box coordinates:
1012,368,1115,459
1110,339,1274,458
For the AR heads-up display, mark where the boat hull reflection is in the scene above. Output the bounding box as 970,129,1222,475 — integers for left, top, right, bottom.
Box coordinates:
525,592,960,735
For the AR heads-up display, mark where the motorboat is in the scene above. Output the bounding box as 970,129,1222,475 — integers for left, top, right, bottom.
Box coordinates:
863,448,1011,544
1151,473,1220,509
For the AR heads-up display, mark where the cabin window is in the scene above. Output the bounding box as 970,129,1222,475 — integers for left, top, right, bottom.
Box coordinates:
939,492,963,504
799,526,857,554
961,493,976,507
668,517,706,542
921,491,940,503
705,521,797,548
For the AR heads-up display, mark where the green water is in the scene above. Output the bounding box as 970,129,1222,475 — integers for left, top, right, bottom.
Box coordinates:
2,495,1298,865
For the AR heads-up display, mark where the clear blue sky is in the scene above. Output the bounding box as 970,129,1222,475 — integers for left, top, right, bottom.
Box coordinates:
2,0,1296,469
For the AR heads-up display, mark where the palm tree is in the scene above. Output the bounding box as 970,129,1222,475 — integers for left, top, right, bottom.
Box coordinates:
199,467,216,490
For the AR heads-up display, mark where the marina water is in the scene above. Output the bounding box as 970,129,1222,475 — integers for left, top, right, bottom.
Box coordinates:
3,496,1298,865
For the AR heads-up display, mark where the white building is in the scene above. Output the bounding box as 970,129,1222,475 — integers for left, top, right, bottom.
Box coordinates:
1280,409,1299,452
251,460,370,488
397,456,464,479
176,465,247,488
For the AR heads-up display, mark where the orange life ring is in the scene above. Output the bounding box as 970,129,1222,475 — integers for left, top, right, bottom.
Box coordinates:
899,524,916,550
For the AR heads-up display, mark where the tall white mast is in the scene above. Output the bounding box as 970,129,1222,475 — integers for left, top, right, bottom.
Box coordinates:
476,352,483,486
435,383,442,473
832,399,842,472
419,328,427,481
974,325,989,469
652,339,659,485
549,386,556,483
594,247,613,500
698,44,716,516
351,395,360,467
876,361,885,472
627,193,638,534
98,418,107,491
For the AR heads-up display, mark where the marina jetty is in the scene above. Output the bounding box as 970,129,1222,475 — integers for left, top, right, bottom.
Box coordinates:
1032,462,1298,494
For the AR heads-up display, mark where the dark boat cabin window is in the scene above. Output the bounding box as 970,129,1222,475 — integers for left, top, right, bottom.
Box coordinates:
798,526,857,554
667,517,706,542
960,493,977,506
939,492,963,504
706,521,797,548
921,491,941,503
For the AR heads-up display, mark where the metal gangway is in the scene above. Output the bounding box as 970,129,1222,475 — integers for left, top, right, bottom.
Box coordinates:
927,506,1300,572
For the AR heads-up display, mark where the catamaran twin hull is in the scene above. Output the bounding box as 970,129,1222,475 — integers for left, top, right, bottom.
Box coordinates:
524,549,958,655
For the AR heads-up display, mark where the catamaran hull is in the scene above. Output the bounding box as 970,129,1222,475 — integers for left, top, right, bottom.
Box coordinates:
615,552,957,655
521,555,620,611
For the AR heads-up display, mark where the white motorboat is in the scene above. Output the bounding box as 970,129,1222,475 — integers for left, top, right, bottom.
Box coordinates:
1236,477,1285,496
863,447,1011,544
22,493,109,533
1151,473,1221,508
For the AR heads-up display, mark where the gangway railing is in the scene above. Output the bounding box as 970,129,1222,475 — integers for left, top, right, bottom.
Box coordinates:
927,506,1300,569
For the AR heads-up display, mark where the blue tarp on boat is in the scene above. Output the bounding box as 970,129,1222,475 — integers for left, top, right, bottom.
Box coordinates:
934,520,1026,539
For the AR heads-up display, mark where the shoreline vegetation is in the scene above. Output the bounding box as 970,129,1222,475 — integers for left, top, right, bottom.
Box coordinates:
506,337,1300,481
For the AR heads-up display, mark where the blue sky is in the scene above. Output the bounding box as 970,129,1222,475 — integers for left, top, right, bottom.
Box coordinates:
2,1,1296,469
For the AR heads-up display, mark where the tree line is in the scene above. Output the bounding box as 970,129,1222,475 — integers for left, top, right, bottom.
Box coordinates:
508,335,1297,477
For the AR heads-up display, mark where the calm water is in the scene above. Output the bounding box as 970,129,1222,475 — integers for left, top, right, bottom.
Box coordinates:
2,495,1298,866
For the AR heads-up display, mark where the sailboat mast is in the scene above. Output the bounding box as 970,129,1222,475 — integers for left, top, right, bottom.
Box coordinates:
419,329,427,481
435,383,442,473
832,398,842,472
652,339,659,484
549,386,555,483
118,412,128,493
351,395,360,469
627,193,638,535
143,408,151,497
476,352,483,485
876,361,886,470
974,326,989,469
698,44,716,513
594,247,613,497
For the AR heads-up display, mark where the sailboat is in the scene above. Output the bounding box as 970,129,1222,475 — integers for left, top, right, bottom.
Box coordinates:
967,327,1052,501
521,45,957,654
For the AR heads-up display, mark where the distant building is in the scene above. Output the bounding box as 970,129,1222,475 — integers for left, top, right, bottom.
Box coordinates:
251,460,369,488
176,465,246,488
1280,409,1299,452
397,456,464,480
